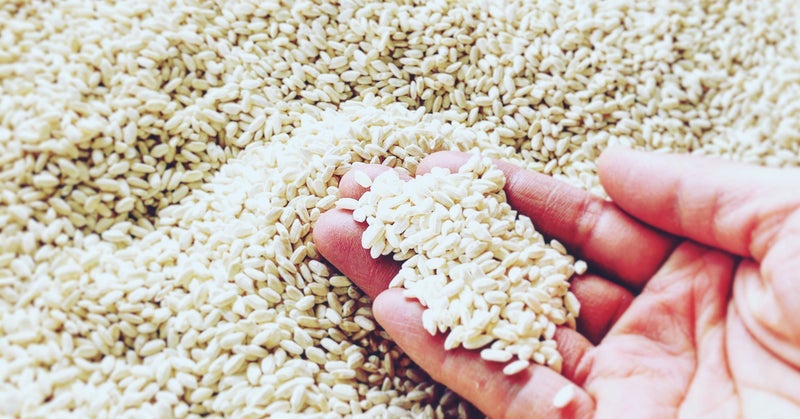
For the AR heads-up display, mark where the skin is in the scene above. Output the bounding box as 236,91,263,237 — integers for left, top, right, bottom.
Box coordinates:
312,148,800,418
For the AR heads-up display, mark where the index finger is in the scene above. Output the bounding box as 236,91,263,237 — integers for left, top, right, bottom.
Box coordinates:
416,151,676,290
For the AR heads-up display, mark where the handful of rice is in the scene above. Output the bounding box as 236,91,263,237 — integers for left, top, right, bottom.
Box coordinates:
345,155,582,375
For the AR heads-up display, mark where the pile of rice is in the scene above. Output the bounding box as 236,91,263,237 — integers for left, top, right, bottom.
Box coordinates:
1,0,798,417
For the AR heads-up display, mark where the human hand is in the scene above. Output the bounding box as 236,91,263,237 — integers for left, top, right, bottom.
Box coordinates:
313,148,800,418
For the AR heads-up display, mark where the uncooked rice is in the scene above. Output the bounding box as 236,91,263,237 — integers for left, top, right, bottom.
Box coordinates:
1,0,799,417
349,155,581,374
552,384,576,409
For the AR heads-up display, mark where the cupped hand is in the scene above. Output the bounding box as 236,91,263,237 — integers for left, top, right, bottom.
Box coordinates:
313,148,800,418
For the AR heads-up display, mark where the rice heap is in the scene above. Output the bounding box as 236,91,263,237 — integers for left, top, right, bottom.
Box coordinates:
1,0,799,417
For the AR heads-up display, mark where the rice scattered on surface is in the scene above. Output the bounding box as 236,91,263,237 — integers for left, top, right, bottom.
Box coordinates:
1,0,799,417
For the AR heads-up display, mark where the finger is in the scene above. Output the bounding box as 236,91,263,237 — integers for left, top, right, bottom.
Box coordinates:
316,166,412,297
554,326,593,384
373,289,596,418
339,164,410,199
313,209,399,299
569,274,634,345
597,147,800,260
417,151,676,290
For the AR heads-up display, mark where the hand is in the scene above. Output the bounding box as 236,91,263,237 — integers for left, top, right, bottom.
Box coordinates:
313,148,800,418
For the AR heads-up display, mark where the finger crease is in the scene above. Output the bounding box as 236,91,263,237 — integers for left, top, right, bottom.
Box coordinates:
574,196,605,257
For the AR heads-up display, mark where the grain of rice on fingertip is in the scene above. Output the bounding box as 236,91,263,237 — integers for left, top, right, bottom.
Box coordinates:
353,171,373,188
552,384,576,409
502,359,531,376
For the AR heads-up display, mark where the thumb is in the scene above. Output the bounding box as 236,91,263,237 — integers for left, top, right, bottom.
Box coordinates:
597,148,800,261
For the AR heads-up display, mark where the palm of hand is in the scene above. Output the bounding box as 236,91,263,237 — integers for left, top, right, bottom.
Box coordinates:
584,240,800,418
314,149,800,418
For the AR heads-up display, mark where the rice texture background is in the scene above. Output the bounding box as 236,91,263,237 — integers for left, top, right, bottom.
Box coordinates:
1,0,799,417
